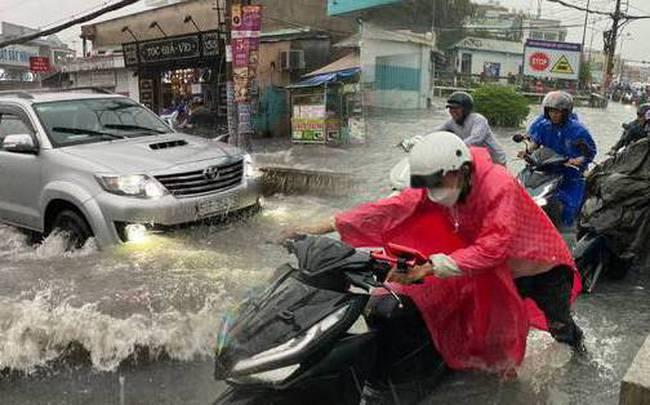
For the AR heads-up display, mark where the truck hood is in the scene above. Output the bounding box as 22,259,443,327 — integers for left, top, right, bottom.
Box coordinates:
60,133,243,174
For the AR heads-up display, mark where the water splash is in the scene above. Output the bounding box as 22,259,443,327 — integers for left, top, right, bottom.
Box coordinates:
0,286,232,373
0,225,98,261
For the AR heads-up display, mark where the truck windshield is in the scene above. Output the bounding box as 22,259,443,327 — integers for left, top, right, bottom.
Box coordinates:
34,98,172,147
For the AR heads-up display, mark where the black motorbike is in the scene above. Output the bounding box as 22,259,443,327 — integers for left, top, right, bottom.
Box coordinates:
512,134,612,293
512,134,576,227
213,236,445,405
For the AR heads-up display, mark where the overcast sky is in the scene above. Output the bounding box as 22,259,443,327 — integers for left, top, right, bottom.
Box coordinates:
0,0,649,61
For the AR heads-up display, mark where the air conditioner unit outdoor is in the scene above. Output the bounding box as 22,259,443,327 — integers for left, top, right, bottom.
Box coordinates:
280,50,305,71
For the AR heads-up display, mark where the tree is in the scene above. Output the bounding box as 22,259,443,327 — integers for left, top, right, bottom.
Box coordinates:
580,61,592,88
362,0,474,48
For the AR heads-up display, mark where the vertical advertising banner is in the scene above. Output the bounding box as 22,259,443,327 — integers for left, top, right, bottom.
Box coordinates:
231,4,262,104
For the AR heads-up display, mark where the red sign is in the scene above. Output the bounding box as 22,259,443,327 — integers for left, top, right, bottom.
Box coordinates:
529,52,550,72
29,56,50,72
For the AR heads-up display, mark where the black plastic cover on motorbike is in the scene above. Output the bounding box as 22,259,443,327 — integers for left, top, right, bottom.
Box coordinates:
289,235,371,276
580,138,650,260
214,237,369,378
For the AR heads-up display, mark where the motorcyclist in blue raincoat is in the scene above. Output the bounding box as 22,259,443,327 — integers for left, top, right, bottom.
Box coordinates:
523,91,597,227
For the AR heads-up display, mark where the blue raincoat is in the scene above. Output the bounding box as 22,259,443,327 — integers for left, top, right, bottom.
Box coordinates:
528,114,597,226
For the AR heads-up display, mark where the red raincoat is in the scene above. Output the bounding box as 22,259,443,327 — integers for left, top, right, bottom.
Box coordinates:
335,147,580,372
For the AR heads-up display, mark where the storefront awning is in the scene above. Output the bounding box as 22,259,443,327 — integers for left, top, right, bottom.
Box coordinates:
286,67,360,89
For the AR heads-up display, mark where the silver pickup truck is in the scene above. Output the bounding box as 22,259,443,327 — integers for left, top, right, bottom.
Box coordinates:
0,89,261,248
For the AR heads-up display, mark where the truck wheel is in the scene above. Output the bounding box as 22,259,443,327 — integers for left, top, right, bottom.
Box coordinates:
51,209,93,250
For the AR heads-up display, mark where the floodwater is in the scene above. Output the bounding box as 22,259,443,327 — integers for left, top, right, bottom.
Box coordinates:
1,100,648,404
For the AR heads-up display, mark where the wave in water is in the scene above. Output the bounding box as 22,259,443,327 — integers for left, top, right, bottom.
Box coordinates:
0,286,231,373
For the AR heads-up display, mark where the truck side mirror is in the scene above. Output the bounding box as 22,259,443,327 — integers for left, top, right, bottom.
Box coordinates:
2,134,38,154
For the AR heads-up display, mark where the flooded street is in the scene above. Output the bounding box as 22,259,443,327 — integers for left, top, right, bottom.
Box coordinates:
1,100,648,404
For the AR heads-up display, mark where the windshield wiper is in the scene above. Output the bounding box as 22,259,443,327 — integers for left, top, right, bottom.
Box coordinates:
104,124,168,134
52,127,127,140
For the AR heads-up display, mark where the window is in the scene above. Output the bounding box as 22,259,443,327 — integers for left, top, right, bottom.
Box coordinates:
544,33,558,41
0,112,34,145
33,98,171,147
461,53,472,75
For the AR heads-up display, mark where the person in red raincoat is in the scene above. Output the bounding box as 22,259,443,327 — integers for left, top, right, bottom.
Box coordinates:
287,132,584,399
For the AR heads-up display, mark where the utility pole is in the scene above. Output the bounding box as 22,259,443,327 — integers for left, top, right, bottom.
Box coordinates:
224,0,236,144
580,0,591,52
580,0,591,89
547,0,650,94
603,0,622,91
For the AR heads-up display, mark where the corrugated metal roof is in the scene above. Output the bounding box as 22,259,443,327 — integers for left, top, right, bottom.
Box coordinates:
287,68,359,89
304,53,360,77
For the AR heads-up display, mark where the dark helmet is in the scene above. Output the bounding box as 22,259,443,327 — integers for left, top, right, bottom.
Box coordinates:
637,103,650,117
542,90,574,112
542,91,573,122
446,91,474,113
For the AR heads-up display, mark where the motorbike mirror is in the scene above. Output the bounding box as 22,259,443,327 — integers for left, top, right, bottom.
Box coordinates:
512,134,525,143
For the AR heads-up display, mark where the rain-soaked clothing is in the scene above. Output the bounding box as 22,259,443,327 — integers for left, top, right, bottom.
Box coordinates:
435,112,508,165
528,115,597,226
335,147,580,372
611,119,647,151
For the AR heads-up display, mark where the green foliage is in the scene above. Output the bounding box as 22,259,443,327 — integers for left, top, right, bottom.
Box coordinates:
365,0,474,49
580,61,592,86
473,85,530,128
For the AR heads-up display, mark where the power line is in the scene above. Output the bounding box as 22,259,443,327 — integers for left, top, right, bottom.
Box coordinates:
547,0,650,19
0,0,140,49
37,1,112,31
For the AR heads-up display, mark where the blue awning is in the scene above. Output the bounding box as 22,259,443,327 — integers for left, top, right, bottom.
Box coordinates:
286,68,360,89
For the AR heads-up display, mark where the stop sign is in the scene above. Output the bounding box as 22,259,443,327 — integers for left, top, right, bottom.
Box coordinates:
529,52,550,72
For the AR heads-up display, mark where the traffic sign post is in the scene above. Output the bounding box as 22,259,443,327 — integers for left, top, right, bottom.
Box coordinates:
523,39,581,81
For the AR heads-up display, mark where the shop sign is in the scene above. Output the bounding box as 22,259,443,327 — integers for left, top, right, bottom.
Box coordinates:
292,118,326,131
61,55,125,72
122,30,221,68
29,56,50,72
139,34,201,64
523,39,581,81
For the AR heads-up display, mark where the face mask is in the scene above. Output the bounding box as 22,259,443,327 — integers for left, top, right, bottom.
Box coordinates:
427,187,461,207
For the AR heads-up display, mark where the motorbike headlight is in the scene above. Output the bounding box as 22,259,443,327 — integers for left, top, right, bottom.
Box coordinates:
96,174,168,199
244,153,261,178
232,305,349,374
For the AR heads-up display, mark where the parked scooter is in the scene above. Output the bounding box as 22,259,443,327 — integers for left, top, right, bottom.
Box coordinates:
213,236,445,405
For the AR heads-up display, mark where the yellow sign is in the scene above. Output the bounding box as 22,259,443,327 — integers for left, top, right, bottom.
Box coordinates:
551,55,574,74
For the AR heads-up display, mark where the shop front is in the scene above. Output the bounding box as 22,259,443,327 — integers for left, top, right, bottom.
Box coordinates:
287,66,363,145
122,30,225,121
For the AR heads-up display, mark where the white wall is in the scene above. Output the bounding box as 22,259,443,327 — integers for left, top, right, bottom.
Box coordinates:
457,49,522,77
69,68,138,101
361,38,431,109
127,71,139,102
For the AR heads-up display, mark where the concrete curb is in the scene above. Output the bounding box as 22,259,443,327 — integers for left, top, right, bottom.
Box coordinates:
620,335,650,404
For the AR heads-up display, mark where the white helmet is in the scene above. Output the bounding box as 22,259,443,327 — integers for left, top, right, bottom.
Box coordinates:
409,131,472,188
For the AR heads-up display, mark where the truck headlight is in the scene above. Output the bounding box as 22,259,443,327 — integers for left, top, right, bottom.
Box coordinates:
96,174,168,199
244,154,261,178
232,305,349,374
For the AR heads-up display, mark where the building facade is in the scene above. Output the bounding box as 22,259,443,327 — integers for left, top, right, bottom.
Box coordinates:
449,36,524,78
0,22,75,89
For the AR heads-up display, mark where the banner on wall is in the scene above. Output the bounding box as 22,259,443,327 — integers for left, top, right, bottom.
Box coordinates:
231,5,262,103
523,39,581,81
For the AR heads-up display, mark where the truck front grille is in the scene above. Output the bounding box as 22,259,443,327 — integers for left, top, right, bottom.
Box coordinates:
155,159,244,197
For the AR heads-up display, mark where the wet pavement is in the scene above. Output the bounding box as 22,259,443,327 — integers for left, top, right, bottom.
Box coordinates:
0,99,648,404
